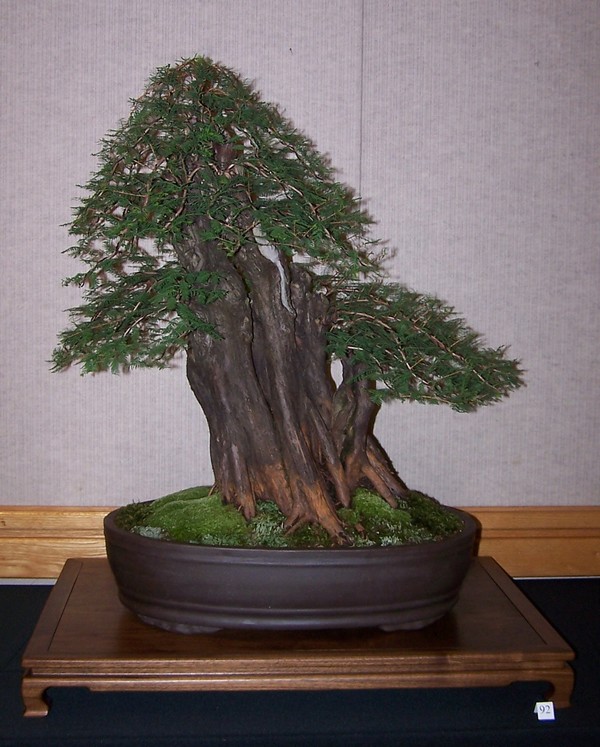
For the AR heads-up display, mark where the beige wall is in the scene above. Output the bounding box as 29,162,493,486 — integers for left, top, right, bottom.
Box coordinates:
1,1,598,509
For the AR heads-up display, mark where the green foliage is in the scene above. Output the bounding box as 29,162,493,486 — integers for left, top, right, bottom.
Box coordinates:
328,282,523,411
52,264,224,372
53,55,522,411
117,486,463,548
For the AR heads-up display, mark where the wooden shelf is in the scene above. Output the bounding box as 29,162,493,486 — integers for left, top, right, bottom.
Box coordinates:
21,556,574,717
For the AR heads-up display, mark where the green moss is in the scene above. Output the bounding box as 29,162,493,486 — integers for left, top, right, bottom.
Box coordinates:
336,488,463,546
116,486,464,549
245,500,289,548
135,488,249,545
115,500,155,530
402,490,466,537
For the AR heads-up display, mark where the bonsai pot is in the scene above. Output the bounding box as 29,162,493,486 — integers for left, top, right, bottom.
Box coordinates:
104,506,477,634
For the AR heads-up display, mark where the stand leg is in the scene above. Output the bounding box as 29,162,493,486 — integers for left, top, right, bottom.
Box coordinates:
546,665,575,709
22,677,51,717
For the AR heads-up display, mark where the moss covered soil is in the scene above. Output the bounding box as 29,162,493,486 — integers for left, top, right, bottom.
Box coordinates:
115,486,464,549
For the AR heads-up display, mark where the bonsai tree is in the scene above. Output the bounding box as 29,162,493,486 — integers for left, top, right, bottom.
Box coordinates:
53,56,523,543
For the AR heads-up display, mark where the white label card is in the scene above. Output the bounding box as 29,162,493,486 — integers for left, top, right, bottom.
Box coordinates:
534,701,556,721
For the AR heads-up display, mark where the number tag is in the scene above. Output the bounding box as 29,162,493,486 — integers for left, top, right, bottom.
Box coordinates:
534,701,556,721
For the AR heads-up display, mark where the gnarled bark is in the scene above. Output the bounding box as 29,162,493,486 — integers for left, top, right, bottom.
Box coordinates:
179,219,405,542
177,218,407,542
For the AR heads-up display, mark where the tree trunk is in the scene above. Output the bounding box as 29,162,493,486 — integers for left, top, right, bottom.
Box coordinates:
177,219,407,542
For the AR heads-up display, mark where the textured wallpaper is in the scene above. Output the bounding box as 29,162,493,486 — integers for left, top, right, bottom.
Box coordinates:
1,0,598,507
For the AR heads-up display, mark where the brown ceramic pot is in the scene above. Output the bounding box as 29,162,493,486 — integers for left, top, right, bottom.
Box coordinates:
104,506,477,634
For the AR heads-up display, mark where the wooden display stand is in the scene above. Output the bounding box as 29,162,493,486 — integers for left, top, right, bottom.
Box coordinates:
21,556,574,717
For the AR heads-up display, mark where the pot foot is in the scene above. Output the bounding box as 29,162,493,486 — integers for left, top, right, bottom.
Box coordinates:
379,615,443,632
137,614,221,635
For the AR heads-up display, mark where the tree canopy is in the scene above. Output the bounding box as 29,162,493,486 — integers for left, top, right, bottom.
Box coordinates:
53,55,523,414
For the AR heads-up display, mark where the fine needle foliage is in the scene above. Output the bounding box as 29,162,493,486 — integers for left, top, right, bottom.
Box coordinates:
52,56,524,544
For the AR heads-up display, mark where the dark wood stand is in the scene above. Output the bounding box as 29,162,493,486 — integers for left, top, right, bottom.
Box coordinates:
22,556,574,717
